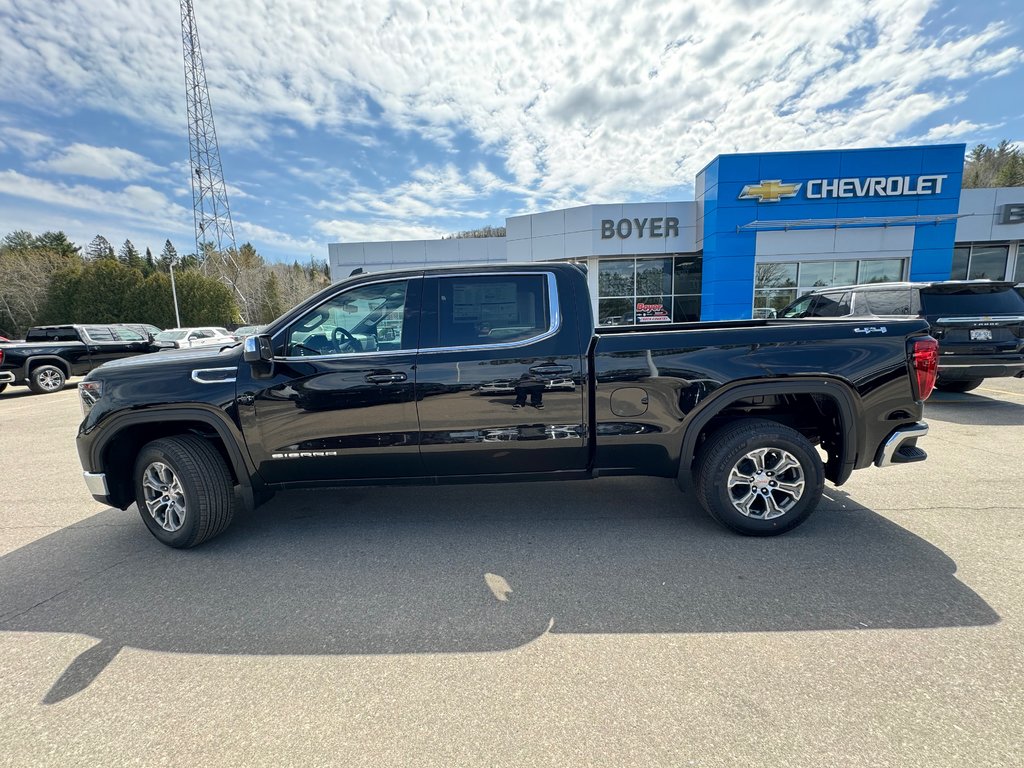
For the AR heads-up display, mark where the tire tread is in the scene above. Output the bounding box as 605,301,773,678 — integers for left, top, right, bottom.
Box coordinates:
695,418,823,536
137,435,234,547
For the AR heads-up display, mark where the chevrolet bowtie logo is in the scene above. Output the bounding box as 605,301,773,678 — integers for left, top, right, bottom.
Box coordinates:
738,180,802,202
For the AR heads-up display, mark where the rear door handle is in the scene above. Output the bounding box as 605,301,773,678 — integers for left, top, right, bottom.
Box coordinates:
365,372,407,384
529,365,573,375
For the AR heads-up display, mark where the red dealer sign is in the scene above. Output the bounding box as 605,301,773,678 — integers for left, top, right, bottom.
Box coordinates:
636,301,670,323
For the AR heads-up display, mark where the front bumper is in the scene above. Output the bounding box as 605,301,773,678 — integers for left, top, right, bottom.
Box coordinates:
83,471,111,504
874,422,929,468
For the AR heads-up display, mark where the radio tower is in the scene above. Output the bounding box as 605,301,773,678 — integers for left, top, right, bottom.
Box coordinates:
179,0,247,317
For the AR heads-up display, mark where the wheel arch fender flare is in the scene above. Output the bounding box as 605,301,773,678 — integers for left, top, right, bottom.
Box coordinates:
90,406,261,508
676,377,860,489
25,355,71,377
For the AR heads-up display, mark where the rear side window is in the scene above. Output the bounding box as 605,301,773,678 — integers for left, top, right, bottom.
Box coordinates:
858,289,913,315
810,292,851,317
437,274,550,347
83,326,116,342
113,327,145,341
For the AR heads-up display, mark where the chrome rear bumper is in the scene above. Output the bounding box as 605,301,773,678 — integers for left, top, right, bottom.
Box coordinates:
874,423,929,468
0,372,15,384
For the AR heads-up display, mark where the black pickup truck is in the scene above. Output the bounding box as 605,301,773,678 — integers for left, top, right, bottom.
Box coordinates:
0,324,156,395
76,263,938,547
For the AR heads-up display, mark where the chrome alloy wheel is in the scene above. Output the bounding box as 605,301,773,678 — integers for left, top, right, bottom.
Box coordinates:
726,447,805,520
37,369,63,391
142,461,187,532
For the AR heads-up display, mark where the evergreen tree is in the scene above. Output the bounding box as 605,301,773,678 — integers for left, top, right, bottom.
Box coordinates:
158,239,179,272
144,247,156,276
34,231,81,259
86,234,116,261
119,239,144,271
963,141,1024,188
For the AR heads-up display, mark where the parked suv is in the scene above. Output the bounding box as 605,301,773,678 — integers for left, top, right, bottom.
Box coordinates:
780,280,1024,392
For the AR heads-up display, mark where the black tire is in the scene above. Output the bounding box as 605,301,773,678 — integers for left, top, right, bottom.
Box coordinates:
133,435,235,548
695,419,824,536
934,378,983,393
28,364,66,394
0,383,7,394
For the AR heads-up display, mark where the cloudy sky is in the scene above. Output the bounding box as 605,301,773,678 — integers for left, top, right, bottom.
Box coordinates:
1,0,1022,262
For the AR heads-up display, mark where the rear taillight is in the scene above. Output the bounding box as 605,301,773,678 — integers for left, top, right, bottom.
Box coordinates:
0,349,4,365
911,337,938,401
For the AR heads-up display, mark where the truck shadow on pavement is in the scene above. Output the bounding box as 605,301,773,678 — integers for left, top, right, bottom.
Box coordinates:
0,477,998,704
925,392,1024,426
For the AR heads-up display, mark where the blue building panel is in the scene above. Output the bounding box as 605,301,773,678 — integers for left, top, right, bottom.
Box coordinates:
909,248,956,282
697,143,965,320
838,147,925,176
911,223,957,251
757,151,843,181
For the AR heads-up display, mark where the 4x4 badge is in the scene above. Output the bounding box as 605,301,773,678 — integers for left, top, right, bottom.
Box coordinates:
854,326,888,334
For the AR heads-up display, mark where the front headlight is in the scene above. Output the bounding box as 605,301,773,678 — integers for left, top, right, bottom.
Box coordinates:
78,380,103,415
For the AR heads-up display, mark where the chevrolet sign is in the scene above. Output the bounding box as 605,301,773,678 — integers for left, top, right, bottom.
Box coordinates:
738,180,801,202
738,174,949,202
806,174,947,198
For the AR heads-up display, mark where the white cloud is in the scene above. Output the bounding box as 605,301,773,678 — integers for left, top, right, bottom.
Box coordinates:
233,219,321,255
0,170,190,232
31,142,162,180
921,120,991,142
319,162,507,221
312,218,448,243
0,0,1021,217
0,126,54,157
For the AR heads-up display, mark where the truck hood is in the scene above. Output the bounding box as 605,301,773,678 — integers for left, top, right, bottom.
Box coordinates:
89,344,242,376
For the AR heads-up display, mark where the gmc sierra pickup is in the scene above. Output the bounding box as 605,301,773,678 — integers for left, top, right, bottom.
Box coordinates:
75,263,938,547
0,324,156,395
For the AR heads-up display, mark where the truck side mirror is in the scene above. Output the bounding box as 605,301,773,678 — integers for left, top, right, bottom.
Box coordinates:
243,334,273,362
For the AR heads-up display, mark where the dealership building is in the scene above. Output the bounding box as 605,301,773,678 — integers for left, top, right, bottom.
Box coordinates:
328,143,1024,325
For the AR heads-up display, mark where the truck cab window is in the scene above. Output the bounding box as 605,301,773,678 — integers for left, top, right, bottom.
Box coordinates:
286,280,409,356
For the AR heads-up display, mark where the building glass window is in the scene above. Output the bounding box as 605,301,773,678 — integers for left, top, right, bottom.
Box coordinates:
952,243,1011,280
597,255,702,326
754,258,907,316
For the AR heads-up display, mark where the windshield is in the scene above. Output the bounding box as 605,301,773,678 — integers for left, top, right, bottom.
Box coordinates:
920,287,1024,316
155,330,188,341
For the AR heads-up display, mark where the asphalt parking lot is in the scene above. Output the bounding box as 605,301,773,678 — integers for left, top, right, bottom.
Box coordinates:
1,378,1022,766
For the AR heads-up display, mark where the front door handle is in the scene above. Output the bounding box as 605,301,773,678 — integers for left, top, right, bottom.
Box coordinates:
365,372,407,384
529,364,573,375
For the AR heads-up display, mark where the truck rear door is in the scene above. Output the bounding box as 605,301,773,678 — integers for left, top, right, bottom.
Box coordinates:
414,270,588,476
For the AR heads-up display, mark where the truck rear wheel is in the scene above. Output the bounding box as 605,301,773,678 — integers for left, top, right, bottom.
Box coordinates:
28,364,66,394
133,435,235,548
696,419,824,536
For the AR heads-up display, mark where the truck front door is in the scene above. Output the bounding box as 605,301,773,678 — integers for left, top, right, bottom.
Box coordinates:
239,277,423,483
414,271,588,476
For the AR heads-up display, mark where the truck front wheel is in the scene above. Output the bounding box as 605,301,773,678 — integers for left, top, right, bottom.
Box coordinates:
133,436,235,548
696,419,824,536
